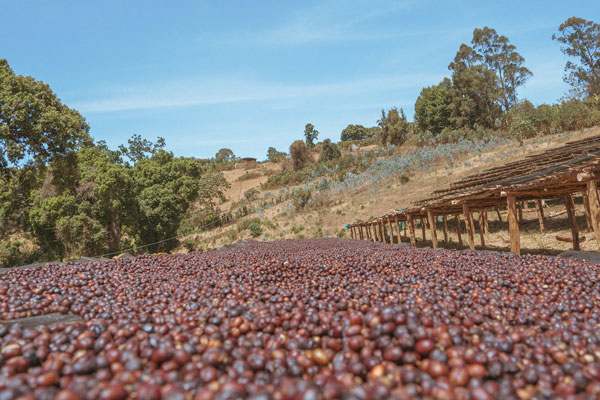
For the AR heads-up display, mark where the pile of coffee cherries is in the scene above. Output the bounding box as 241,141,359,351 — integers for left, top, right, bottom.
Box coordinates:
0,239,599,399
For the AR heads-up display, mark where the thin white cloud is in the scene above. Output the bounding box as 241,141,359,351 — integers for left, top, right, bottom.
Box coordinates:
75,73,444,113
200,0,420,46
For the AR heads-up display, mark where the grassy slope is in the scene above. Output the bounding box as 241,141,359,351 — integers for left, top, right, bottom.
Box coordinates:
180,126,600,255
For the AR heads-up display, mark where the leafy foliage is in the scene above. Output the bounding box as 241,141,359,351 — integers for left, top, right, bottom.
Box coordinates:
340,125,379,141
378,108,410,145
553,17,600,97
318,139,341,162
414,78,453,135
0,58,91,170
471,27,532,112
215,148,235,163
266,146,286,162
304,123,319,148
290,140,313,171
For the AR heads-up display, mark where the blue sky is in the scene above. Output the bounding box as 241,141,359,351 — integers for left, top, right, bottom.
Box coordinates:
1,1,597,159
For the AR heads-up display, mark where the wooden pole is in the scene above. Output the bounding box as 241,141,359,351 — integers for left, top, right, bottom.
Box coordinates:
507,195,520,255
483,210,489,234
586,181,600,252
427,210,438,249
495,207,502,222
455,214,463,247
442,215,448,243
518,202,523,223
380,220,385,243
388,218,395,244
583,191,592,232
350,227,354,239
394,217,401,243
564,194,580,251
421,218,426,241
462,204,475,250
535,200,545,234
478,211,486,249
370,223,375,241
407,214,416,246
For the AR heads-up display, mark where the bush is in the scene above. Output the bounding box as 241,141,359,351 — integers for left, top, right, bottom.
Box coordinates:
0,239,41,268
336,229,346,238
248,221,262,238
291,225,305,234
291,188,312,210
290,140,313,171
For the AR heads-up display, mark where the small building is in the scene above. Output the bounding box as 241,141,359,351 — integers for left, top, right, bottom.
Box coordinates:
238,157,258,170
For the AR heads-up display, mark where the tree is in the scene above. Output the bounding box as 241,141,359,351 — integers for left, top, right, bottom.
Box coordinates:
377,108,410,145
319,139,341,162
304,123,319,148
215,148,235,163
414,78,453,134
29,145,135,259
118,134,165,164
132,150,202,251
472,27,532,112
0,59,91,171
266,146,286,162
289,140,312,171
340,124,369,141
197,172,230,212
553,17,600,97
448,44,502,129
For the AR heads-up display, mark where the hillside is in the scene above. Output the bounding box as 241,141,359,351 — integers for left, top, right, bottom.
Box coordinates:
178,126,600,255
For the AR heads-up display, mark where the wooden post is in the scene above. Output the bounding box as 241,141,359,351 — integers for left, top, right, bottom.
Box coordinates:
407,214,416,246
518,202,523,223
388,218,395,244
350,227,354,239
495,207,502,222
394,217,401,243
462,204,475,250
427,210,438,249
586,181,600,252
564,194,580,251
420,218,426,240
380,220,385,243
483,210,489,234
370,223,375,241
478,211,486,249
535,200,545,234
507,195,520,255
455,214,463,246
583,191,592,232
442,215,448,243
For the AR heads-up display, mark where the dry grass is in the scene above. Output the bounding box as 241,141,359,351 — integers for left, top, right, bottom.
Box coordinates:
180,126,600,254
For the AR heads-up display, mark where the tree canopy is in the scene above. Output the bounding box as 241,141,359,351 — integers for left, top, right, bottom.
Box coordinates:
0,59,91,171
319,139,341,162
304,123,319,148
378,108,410,145
553,17,600,97
290,140,312,171
414,78,453,135
266,146,286,162
215,148,235,163
472,27,532,112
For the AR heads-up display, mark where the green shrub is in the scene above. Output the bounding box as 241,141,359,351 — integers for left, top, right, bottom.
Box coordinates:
336,229,346,238
0,240,41,268
291,225,304,234
237,217,261,233
248,221,262,238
